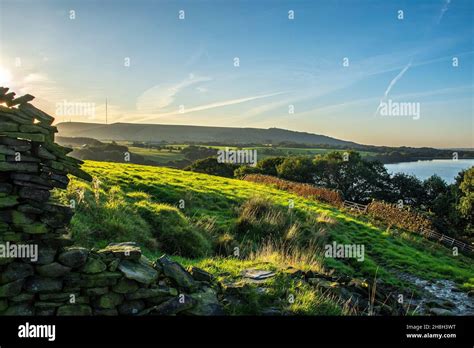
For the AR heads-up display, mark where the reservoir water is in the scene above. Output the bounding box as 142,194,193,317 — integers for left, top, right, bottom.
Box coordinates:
385,159,474,184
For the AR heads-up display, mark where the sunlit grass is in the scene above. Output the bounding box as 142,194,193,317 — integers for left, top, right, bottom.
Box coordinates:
53,160,474,294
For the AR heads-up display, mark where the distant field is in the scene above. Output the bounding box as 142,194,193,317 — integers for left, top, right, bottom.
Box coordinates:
127,146,185,164
120,142,379,164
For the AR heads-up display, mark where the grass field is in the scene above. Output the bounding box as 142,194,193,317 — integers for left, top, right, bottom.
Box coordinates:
119,142,379,164
128,146,185,164
52,161,473,314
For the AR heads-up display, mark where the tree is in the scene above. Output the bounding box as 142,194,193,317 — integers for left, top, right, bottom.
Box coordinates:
423,175,448,204
185,157,237,178
312,151,391,203
257,157,285,176
181,145,215,161
390,173,425,206
457,167,474,227
276,156,315,183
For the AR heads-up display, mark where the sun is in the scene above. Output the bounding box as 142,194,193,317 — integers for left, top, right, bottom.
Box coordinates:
0,66,12,86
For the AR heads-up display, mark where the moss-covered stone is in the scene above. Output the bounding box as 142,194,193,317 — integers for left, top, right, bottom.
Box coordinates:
118,258,158,285
158,255,197,291
36,262,71,278
108,259,120,272
183,287,224,316
0,122,19,132
98,243,142,260
117,300,145,315
34,301,64,308
19,124,49,135
11,210,34,226
1,131,45,142
34,246,57,265
0,195,18,208
39,292,79,302
96,292,123,309
3,303,34,315
83,287,109,297
80,272,122,287
112,278,138,294
36,307,56,316
0,262,33,284
93,308,118,316
139,295,196,316
24,276,63,294
22,222,49,234
57,304,92,316
125,286,178,300
81,257,106,274
0,279,27,300
0,299,8,311
0,162,38,173
58,247,89,268
1,231,23,242
10,293,35,302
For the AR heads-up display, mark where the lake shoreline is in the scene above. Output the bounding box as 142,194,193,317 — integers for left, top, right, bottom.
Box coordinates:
379,156,474,165
384,159,474,184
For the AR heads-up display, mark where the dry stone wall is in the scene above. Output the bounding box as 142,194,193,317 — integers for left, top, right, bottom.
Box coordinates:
0,88,223,315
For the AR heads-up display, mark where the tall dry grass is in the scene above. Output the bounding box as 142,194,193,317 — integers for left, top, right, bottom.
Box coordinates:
243,174,343,206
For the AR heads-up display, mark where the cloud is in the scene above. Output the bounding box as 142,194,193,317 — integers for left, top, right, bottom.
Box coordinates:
238,46,440,122
299,85,473,117
23,73,49,84
129,91,285,123
136,74,212,112
184,45,210,68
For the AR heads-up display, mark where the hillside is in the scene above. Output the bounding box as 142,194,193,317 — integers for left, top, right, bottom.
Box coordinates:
56,122,359,146
53,161,474,315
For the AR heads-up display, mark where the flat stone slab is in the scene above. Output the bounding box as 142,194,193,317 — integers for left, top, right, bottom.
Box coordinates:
118,259,158,285
241,269,276,282
158,255,196,290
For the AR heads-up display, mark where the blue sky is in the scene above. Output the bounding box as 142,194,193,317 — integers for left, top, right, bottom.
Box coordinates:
0,0,472,147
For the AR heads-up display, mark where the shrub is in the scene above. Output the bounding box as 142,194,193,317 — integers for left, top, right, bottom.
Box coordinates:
61,182,156,249
134,201,212,258
235,196,289,243
233,196,327,251
367,200,434,233
243,174,343,206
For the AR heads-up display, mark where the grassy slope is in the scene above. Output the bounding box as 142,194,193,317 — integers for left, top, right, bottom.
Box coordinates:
54,161,473,313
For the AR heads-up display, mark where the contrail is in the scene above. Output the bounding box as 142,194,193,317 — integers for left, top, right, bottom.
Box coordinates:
383,61,412,98
374,61,412,116
438,0,452,24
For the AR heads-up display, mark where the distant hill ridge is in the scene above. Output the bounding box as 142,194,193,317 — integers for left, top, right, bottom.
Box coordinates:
56,122,360,146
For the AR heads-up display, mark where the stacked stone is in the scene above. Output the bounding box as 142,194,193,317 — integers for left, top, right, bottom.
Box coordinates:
0,88,222,315
0,87,91,243
1,242,222,316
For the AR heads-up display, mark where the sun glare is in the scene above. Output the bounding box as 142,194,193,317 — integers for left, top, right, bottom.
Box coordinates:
0,66,12,86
